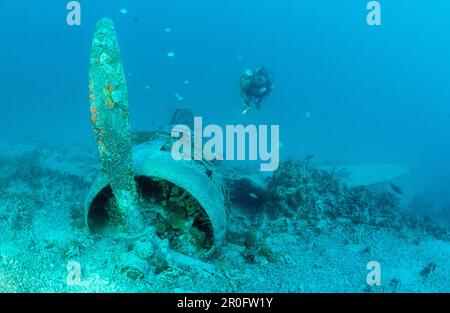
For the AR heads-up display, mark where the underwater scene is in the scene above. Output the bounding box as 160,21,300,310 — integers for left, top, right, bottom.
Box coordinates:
0,0,449,293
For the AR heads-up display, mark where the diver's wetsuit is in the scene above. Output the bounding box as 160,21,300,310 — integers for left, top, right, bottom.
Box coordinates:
240,67,273,110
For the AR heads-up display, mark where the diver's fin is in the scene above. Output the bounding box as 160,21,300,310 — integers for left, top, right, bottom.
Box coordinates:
241,101,251,115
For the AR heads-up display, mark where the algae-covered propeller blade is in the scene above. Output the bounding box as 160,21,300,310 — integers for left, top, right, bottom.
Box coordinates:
88,18,144,232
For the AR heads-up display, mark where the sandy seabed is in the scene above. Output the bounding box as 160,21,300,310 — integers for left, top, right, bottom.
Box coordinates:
0,137,449,293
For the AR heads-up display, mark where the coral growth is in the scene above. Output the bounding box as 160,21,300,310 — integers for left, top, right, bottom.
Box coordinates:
261,158,449,240
264,158,397,225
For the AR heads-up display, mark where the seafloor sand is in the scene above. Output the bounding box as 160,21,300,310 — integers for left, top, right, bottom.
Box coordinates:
0,137,449,292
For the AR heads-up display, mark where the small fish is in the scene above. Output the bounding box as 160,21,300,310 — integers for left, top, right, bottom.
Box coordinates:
305,111,311,119
144,85,150,90
174,93,183,101
164,27,172,33
249,193,258,199
305,154,314,161
183,80,190,85
390,183,403,194
167,51,175,58
120,8,128,15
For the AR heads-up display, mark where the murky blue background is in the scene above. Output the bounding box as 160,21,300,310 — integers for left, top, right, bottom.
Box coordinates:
0,0,449,205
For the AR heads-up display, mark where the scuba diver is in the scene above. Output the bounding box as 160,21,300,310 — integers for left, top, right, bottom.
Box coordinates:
240,67,274,114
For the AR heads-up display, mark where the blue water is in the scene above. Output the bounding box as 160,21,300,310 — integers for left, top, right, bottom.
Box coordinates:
0,1,449,291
